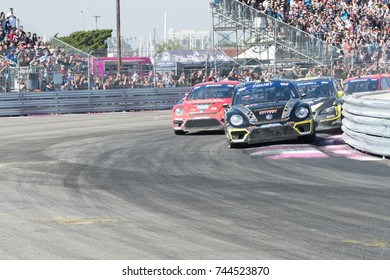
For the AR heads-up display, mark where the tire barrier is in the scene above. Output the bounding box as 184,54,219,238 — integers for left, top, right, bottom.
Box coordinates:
0,87,190,117
342,90,390,157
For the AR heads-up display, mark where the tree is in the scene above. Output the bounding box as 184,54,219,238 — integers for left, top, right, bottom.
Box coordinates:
155,40,182,55
52,29,113,56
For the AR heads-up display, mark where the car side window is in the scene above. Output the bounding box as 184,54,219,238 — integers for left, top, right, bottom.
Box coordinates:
380,77,390,90
333,79,342,92
382,77,390,90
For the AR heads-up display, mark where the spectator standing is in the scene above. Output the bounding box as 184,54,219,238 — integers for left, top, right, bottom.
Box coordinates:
207,68,216,81
0,12,7,33
17,26,27,43
170,69,178,82
177,72,187,87
5,8,17,30
168,75,177,87
227,66,238,80
31,33,38,46
146,70,154,86
277,69,286,78
224,0,232,15
131,71,139,85
305,67,317,78
63,70,74,91
18,50,30,66
163,72,171,87
6,49,17,65
190,69,198,86
0,60,7,75
214,72,222,82
24,31,32,45
291,65,301,79
0,30,5,42
195,69,205,84
7,28,14,41
243,69,251,82
94,76,103,90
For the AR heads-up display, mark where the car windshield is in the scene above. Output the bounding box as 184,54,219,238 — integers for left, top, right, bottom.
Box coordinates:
187,84,236,100
294,81,333,99
232,82,297,105
343,79,378,94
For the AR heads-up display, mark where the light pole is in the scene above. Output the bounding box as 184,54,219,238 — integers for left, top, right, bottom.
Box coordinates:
93,15,101,30
80,10,84,30
153,28,157,89
116,0,122,73
87,50,94,90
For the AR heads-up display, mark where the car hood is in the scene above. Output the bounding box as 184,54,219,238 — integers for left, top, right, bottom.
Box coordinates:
302,97,336,113
235,100,295,122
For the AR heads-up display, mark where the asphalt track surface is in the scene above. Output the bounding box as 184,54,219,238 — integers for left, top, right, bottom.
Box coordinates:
0,111,389,260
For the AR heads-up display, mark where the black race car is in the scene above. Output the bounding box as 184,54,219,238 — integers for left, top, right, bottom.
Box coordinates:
224,79,316,148
293,77,344,131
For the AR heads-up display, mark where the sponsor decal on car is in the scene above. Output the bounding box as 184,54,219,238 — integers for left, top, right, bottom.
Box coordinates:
197,104,209,110
257,109,278,115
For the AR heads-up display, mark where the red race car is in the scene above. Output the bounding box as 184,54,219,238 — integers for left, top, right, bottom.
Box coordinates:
343,74,390,95
172,80,239,135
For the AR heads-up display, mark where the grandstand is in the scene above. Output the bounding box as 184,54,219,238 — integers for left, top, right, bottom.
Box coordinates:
210,0,389,79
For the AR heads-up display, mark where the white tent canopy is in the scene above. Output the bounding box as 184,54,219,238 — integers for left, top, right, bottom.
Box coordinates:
234,45,275,62
156,49,236,71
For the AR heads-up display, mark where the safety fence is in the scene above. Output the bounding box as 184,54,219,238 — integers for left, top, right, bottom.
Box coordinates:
342,91,390,158
0,87,189,117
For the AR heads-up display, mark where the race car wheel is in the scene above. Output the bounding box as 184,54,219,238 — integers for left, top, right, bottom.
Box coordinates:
174,130,185,135
301,133,316,143
229,142,245,149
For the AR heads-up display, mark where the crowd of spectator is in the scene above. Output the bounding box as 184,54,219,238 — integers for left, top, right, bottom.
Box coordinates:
0,6,198,92
0,7,94,92
214,0,390,77
2,2,390,92
0,7,200,92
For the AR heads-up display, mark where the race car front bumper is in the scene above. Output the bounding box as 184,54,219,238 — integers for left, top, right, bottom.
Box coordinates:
226,119,315,145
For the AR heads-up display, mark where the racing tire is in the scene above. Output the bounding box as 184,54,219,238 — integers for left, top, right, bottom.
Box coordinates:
301,133,316,144
229,142,246,149
174,130,185,135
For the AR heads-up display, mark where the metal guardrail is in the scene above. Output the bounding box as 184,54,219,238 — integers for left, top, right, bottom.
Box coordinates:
0,87,189,117
342,90,390,157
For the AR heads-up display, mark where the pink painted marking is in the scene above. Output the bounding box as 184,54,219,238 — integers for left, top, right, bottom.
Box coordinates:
251,145,315,157
349,156,382,161
252,144,310,152
266,150,328,159
342,153,367,158
327,135,343,139
321,145,350,151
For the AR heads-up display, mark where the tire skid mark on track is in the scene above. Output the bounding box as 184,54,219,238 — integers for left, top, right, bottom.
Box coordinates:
342,239,389,248
40,217,119,225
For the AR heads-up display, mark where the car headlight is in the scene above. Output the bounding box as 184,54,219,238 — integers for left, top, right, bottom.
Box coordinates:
295,107,309,119
230,114,244,126
319,106,336,115
174,107,183,116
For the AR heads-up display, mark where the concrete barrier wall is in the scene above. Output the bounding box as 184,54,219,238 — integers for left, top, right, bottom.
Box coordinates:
342,90,390,157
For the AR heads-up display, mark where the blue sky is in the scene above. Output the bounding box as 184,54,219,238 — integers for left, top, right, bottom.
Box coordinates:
2,0,212,41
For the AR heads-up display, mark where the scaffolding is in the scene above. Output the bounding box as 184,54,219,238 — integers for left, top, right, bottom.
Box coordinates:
210,0,340,75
